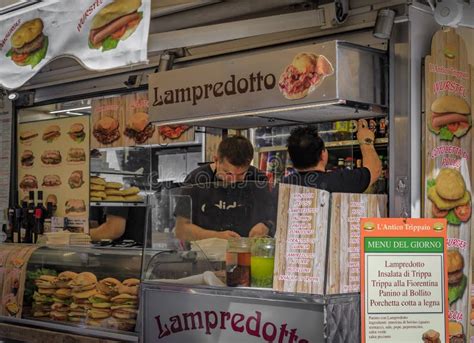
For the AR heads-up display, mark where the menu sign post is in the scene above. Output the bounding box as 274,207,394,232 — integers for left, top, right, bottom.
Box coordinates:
361,218,448,343
423,28,472,337
273,184,330,295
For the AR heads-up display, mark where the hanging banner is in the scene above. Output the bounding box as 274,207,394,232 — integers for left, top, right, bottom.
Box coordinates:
360,218,449,343
0,0,150,90
423,28,472,340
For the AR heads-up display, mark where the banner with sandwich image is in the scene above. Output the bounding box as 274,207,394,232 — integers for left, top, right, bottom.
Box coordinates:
0,0,150,90
18,117,90,232
423,28,472,341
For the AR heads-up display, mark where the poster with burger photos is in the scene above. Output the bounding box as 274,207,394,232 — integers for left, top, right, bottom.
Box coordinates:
18,116,89,231
0,0,150,90
93,92,195,149
423,28,473,339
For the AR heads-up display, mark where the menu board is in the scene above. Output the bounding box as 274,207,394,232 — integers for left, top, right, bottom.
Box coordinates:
326,193,387,294
361,218,448,343
92,92,195,149
17,117,90,232
423,28,472,337
0,95,12,213
273,183,330,295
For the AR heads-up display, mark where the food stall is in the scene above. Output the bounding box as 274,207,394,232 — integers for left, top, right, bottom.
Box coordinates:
0,0,473,342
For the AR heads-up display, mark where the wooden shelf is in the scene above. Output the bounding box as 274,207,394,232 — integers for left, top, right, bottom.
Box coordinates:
256,138,388,153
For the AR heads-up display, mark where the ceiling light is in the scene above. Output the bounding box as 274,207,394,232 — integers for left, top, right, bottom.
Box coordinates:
49,106,91,114
65,111,84,116
7,92,19,100
373,9,396,40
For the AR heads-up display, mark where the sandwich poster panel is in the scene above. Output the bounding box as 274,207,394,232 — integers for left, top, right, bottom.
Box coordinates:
360,218,448,343
91,95,124,149
0,0,151,90
423,29,472,339
18,116,90,231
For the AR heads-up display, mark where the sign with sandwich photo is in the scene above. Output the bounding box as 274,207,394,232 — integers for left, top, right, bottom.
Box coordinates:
0,0,151,90
18,117,90,231
360,218,449,343
423,28,473,340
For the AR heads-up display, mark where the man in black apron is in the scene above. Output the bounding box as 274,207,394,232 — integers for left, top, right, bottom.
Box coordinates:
174,136,276,241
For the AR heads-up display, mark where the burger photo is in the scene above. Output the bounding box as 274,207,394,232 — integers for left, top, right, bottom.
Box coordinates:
448,322,465,343
89,0,143,52
93,117,121,144
124,112,155,144
422,329,440,343
21,150,35,167
428,95,471,141
19,131,38,144
19,174,38,191
42,125,61,142
67,148,86,163
428,168,471,225
65,199,86,216
41,150,62,165
42,175,62,187
278,52,334,100
68,123,86,143
447,250,467,305
68,170,84,189
158,125,190,140
6,18,48,68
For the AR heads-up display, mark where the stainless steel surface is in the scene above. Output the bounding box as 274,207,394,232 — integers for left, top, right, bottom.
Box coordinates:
0,316,138,342
148,41,387,128
326,293,361,343
141,282,326,343
148,10,326,52
389,6,440,218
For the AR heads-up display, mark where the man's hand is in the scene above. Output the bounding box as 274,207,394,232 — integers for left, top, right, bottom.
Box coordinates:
217,230,241,240
249,223,270,238
357,119,375,145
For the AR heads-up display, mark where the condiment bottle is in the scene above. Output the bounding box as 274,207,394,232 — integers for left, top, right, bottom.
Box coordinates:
226,238,251,287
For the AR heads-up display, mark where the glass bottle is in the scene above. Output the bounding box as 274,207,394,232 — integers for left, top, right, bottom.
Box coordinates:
226,238,251,287
251,238,275,288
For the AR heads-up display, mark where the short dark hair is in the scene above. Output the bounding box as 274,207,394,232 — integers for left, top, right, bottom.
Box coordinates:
218,135,254,167
287,126,325,169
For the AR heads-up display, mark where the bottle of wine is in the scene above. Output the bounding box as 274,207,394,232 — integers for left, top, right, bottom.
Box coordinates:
20,201,28,243
33,191,46,243
25,191,35,244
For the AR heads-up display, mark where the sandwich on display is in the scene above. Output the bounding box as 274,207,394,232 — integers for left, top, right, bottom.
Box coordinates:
66,148,86,163
124,112,155,144
6,18,48,68
278,52,334,100
19,131,38,145
42,125,61,143
427,168,471,225
41,150,62,165
42,175,62,188
21,150,35,167
428,95,471,141
93,117,121,145
68,123,86,143
89,0,143,52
